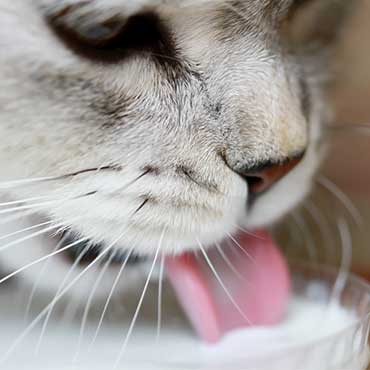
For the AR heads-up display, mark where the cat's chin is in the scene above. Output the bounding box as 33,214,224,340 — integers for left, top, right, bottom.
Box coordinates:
0,211,148,302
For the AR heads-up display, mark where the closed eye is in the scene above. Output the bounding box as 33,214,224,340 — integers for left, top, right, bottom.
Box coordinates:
47,10,174,63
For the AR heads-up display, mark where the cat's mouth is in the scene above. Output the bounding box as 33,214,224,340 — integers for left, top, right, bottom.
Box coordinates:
165,231,291,343
56,225,291,344
57,229,148,266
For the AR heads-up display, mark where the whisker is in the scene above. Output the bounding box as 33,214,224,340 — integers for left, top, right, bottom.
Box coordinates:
303,200,336,264
325,123,370,136
0,202,55,216
197,239,251,325
114,228,166,369
215,242,248,283
0,210,43,227
35,241,94,354
134,198,149,215
0,176,66,190
0,166,118,191
330,218,352,305
156,254,165,341
233,224,261,239
74,252,116,363
59,296,81,327
24,233,70,322
88,248,134,351
226,232,256,264
317,176,362,227
0,191,96,216
112,169,153,196
0,219,54,242
291,211,318,263
0,217,81,253
0,236,89,286
225,237,243,259
1,233,122,365
0,195,53,208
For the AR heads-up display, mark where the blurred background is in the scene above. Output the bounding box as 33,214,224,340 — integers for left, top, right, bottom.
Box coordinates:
279,0,370,280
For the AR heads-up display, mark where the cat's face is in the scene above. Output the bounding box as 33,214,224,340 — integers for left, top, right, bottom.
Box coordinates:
0,0,345,295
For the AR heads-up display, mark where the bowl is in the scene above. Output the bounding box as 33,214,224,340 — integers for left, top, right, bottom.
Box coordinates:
0,263,369,370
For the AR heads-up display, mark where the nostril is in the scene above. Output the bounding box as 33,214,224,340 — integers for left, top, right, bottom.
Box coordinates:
244,175,265,193
242,154,304,195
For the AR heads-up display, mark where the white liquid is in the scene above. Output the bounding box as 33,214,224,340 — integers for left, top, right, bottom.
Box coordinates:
0,286,368,370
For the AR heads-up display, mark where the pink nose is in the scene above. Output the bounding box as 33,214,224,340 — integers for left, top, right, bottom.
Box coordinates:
243,156,303,194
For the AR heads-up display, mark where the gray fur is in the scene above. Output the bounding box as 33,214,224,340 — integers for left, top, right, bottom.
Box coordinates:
0,0,349,297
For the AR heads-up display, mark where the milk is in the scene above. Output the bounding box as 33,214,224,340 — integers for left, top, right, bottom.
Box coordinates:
0,284,368,370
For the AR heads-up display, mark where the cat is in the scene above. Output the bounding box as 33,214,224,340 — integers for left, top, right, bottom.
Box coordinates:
0,0,354,301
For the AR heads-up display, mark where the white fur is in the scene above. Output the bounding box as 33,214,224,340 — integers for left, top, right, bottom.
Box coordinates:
0,0,329,298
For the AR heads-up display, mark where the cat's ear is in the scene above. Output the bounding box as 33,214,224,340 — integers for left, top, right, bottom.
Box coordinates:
281,0,359,50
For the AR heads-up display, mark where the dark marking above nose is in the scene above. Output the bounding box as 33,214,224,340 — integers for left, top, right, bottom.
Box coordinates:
142,165,160,176
176,165,219,192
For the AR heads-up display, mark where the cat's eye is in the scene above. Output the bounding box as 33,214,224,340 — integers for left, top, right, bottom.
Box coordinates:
47,8,127,50
47,8,170,63
46,4,126,47
69,20,124,47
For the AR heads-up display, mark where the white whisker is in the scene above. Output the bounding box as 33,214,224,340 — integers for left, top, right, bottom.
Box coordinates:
330,218,352,305
215,242,248,283
74,252,116,363
304,201,336,264
0,167,114,191
0,193,92,216
114,228,166,369
88,248,134,352
291,211,318,263
317,176,362,227
110,171,153,196
0,219,54,242
226,232,256,264
0,176,64,190
59,296,81,327
1,232,125,364
225,238,245,261
0,195,53,208
35,242,93,354
0,236,89,285
233,224,262,239
156,253,165,341
0,217,80,253
0,210,41,226
326,123,370,136
24,234,70,322
197,239,251,325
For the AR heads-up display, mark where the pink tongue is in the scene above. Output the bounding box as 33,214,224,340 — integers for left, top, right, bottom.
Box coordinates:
165,231,290,343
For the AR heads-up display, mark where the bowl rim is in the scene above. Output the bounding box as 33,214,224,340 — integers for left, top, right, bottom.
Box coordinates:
204,262,370,369
287,260,370,349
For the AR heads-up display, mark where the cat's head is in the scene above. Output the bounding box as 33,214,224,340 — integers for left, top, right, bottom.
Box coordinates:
0,0,354,293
